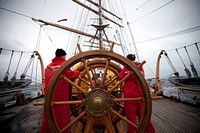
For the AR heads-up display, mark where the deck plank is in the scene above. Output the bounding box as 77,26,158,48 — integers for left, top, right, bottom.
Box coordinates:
152,99,200,133
0,97,200,133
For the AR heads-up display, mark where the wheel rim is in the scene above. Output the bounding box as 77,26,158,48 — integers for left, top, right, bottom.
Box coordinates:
45,50,151,133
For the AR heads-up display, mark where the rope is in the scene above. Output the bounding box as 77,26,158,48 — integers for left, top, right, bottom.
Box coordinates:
135,25,200,45
10,51,23,86
195,43,200,55
130,0,175,24
175,49,191,78
175,49,186,68
14,52,23,75
30,52,36,79
166,41,200,52
184,46,193,63
0,6,33,19
163,51,179,77
20,53,35,79
3,50,14,85
184,46,198,77
0,47,33,53
136,0,152,10
41,26,57,48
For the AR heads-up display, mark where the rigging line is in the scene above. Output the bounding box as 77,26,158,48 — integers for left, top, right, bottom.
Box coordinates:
100,1,116,48
30,52,36,79
136,0,152,10
66,3,80,57
195,42,200,55
119,0,141,58
6,50,14,75
107,0,122,24
40,0,47,18
3,50,14,84
175,49,187,68
41,26,57,48
87,0,122,20
163,51,178,74
184,46,198,77
10,51,23,82
119,0,139,57
130,0,175,24
0,47,33,53
166,41,200,52
119,0,127,21
72,4,90,55
20,52,34,79
175,48,191,78
135,25,200,44
13,51,23,75
35,26,42,51
0,6,33,19
117,28,129,55
127,22,140,62
69,1,90,56
184,46,192,64
35,57,39,86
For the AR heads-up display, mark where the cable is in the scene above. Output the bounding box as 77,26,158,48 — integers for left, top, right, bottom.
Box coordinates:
130,0,175,24
41,26,57,48
163,51,179,76
175,49,191,78
3,50,14,85
0,48,33,53
166,41,200,52
184,46,198,77
195,43,200,55
0,6,33,19
136,25,200,44
136,0,152,10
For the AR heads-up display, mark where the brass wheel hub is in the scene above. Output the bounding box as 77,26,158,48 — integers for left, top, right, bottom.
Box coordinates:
85,89,111,116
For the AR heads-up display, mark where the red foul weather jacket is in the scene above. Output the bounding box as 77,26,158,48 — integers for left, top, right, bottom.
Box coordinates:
41,56,80,133
118,62,144,98
118,62,156,133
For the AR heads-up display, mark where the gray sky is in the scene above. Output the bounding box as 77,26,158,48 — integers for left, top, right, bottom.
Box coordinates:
0,0,200,81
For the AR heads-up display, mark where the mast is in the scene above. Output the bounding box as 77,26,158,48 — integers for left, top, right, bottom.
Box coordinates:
72,0,123,50
98,0,103,49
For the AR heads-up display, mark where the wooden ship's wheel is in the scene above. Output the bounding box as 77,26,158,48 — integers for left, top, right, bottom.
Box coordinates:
45,48,152,132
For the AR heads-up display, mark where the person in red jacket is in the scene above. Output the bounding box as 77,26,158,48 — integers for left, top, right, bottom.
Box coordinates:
41,49,80,133
118,54,156,133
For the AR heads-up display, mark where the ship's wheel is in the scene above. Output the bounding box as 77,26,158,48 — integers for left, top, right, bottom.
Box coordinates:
45,49,152,133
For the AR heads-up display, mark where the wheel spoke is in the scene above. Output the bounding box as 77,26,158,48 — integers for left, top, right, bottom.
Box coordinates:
105,75,118,88
62,74,88,96
77,76,90,86
82,58,95,89
110,108,138,129
51,100,84,105
90,66,98,84
102,113,115,132
84,114,95,133
60,110,87,132
113,97,144,102
100,58,111,88
108,72,131,93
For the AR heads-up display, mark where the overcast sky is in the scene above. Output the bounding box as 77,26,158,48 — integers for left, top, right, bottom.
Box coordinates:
0,0,200,81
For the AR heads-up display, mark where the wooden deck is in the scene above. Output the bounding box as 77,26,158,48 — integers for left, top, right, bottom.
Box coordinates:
0,97,200,133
